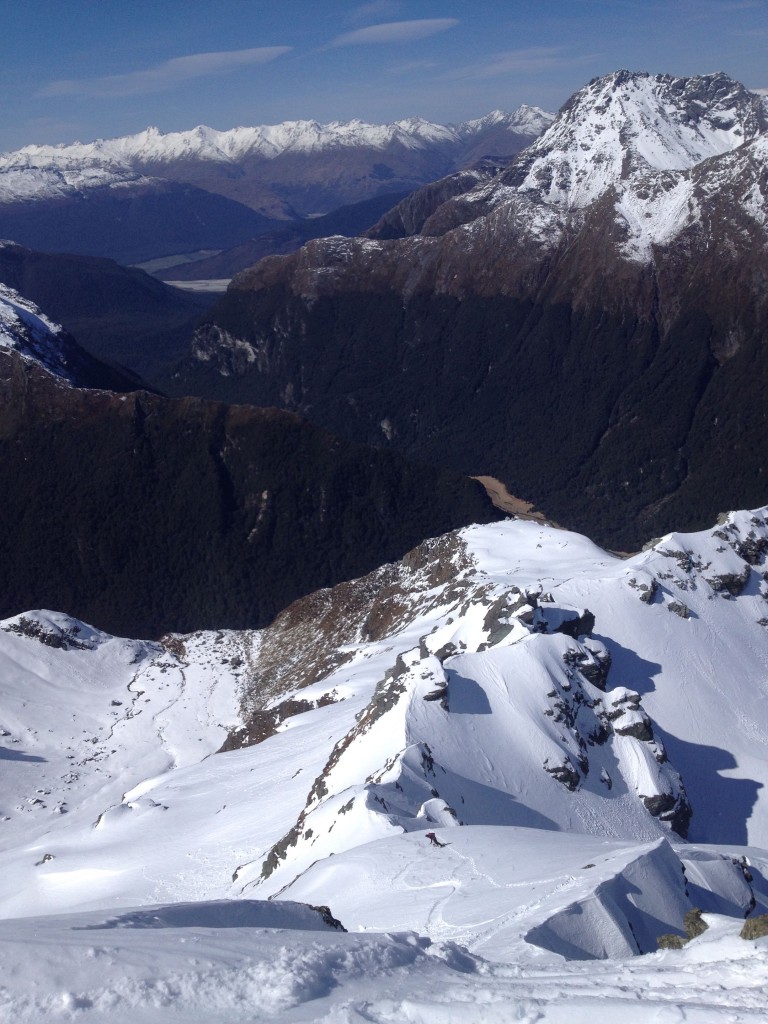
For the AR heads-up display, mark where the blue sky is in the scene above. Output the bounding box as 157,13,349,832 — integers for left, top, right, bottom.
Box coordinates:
1,0,766,152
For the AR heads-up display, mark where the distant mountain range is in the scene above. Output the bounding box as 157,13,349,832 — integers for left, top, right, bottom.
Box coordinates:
0,107,553,263
172,71,768,550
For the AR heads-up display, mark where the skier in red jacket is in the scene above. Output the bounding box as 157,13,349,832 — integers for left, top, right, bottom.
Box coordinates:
426,831,448,847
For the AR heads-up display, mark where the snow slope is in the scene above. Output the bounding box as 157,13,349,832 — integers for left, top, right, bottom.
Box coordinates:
2,509,768,1017
284,826,761,961
435,72,768,264
0,280,80,381
0,903,766,1021
0,278,141,390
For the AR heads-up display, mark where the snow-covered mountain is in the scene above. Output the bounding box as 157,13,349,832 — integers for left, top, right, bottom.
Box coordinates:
0,280,81,381
486,70,767,261
178,71,768,551
0,275,144,391
0,106,554,265
2,507,768,1016
0,107,554,260
3,509,768,913
0,107,553,200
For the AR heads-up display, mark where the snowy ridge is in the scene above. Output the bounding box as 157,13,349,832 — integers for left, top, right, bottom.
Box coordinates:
241,508,768,898
523,71,763,202
443,71,768,263
2,509,768,1016
0,106,550,205
453,105,554,138
0,282,78,381
0,162,153,204
4,510,768,913
258,71,768,274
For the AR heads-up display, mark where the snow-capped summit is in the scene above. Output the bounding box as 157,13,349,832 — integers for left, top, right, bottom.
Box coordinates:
0,107,550,207
177,70,768,554
455,104,555,138
0,107,550,169
512,70,766,211
0,104,555,259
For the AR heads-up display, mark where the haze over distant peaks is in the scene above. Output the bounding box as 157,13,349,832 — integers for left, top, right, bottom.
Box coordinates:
0,105,555,260
0,107,553,205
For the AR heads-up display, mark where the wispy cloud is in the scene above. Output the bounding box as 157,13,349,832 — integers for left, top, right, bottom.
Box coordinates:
329,18,459,48
38,46,292,99
349,1,404,24
451,46,596,80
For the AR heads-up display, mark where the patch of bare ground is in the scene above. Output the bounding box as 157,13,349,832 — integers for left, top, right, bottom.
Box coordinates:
473,476,639,557
472,475,554,524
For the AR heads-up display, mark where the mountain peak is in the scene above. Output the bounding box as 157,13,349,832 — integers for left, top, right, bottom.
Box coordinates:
454,106,555,138
509,69,766,214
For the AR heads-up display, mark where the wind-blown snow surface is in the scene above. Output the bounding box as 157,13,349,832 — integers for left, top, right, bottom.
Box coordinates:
2,510,768,1019
1,907,767,1023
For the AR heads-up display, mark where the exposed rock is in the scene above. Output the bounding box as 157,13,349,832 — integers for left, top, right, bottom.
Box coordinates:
219,692,341,751
704,563,752,596
566,641,612,690
309,904,346,932
627,576,659,603
615,713,654,743
740,914,768,940
259,655,416,879
657,908,710,949
544,757,581,791
683,908,709,939
2,616,94,652
667,600,690,619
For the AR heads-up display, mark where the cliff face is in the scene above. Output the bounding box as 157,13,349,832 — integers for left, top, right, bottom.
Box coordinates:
173,73,768,549
0,346,499,638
